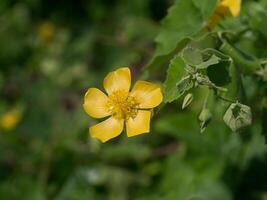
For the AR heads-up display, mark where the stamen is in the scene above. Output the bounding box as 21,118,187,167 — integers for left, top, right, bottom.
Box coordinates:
107,90,139,120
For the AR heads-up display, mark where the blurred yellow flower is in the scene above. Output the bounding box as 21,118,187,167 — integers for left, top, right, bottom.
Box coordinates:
217,0,241,17
0,109,22,131
38,22,55,42
206,0,241,30
83,67,163,142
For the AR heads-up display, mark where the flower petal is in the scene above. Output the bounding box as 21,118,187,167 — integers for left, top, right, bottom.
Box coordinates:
217,0,241,17
103,67,131,95
126,110,151,137
83,88,110,118
130,81,163,109
90,117,124,142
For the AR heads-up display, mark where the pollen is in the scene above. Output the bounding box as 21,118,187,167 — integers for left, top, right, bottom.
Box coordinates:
107,90,139,120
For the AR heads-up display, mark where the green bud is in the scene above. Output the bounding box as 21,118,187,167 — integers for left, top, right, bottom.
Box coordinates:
198,108,212,133
195,73,212,86
223,102,252,132
176,75,193,95
182,93,194,110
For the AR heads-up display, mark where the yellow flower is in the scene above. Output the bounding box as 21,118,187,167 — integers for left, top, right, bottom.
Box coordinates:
205,0,241,30
217,0,241,17
0,109,22,131
83,67,163,142
38,22,55,42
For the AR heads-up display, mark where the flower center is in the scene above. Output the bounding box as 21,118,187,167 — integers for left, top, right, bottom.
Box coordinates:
107,90,139,120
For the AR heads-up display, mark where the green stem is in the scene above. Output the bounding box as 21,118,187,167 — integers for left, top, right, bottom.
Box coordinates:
203,90,210,109
234,62,247,103
219,41,261,74
217,95,235,103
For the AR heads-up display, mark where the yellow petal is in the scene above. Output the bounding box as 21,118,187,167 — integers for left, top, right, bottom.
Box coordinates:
126,110,151,137
217,0,241,17
83,88,110,118
130,81,163,109
103,67,131,95
90,117,124,142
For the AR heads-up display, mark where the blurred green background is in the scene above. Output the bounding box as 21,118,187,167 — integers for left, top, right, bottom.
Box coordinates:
0,0,267,200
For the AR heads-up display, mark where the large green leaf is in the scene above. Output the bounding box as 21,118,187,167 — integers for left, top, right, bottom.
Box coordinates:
163,54,189,103
145,0,219,74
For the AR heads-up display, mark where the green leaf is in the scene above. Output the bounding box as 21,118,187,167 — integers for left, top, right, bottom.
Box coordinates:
176,75,193,93
163,54,192,103
223,102,252,132
196,54,220,69
202,49,232,86
207,61,232,86
182,46,232,86
182,47,203,66
145,0,219,73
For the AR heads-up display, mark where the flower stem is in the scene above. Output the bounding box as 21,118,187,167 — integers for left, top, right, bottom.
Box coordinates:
217,95,235,103
219,41,261,74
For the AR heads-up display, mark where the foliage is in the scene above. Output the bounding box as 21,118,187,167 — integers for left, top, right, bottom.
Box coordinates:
0,0,267,200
